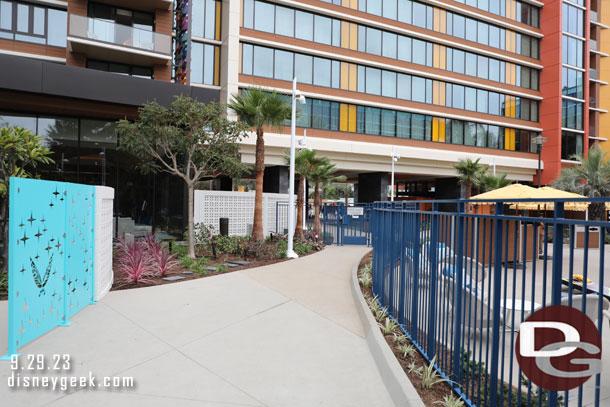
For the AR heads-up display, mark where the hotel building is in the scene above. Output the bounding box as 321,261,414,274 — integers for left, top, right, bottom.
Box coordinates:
0,0,605,229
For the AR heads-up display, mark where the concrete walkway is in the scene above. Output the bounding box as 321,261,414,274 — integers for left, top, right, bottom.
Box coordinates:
0,246,394,407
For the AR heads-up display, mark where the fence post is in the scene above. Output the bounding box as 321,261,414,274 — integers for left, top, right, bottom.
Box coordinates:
427,203,440,354
411,202,421,334
488,202,505,407
548,202,565,407
452,200,465,382
398,206,406,325
275,201,279,234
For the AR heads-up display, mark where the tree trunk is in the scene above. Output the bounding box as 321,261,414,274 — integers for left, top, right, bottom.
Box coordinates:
295,174,305,239
187,183,196,259
465,179,472,200
1,194,7,273
313,183,321,240
344,186,349,204
251,128,265,241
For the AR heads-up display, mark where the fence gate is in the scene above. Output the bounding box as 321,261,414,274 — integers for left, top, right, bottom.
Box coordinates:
338,204,371,245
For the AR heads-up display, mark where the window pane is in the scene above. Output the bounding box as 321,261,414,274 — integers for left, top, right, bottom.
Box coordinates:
253,45,273,78
465,18,477,42
451,120,464,144
382,32,397,59
489,59,500,82
33,7,45,36
294,54,313,84
366,27,382,55
477,89,488,113
452,84,464,109
476,124,487,147
242,0,253,28
412,39,426,65
366,67,381,95
312,99,331,130
313,57,331,87
203,44,214,84
295,11,313,41
0,113,36,132
81,119,117,146
412,77,425,103
296,99,311,127
314,15,331,45
383,0,397,19
191,42,204,83
382,71,396,98
453,49,464,74
477,56,488,79
397,36,411,62
413,2,426,28
275,6,294,37
204,0,216,39
274,50,293,81
465,87,477,111
488,92,500,115
477,22,488,45
0,1,12,30
454,14,465,38
365,107,381,135
465,53,477,76
397,111,410,138
465,123,476,145
411,114,425,140
398,0,412,24
381,109,396,137
332,60,340,88
254,1,274,33
48,9,67,46
242,43,253,75
17,3,28,32
368,0,382,15
397,73,411,100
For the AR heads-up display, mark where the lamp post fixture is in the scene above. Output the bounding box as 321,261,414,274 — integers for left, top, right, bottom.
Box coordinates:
534,135,545,188
390,146,400,202
287,77,306,259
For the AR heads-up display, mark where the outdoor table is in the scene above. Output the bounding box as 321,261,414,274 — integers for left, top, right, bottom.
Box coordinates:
561,278,610,301
500,299,542,329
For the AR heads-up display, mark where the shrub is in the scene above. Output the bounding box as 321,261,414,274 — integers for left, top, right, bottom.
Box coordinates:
0,271,7,297
380,317,398,335
144,234,179,277
421,356,445,390
116,238,155,284
172,243,188,258
433,394,465,407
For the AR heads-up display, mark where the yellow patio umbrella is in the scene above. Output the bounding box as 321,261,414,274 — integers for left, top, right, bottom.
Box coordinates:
509,187,589,211
470,184,539,203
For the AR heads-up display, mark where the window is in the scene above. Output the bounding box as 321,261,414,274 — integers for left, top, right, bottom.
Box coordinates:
465,88,477,111
477,56,488,79
412,77,426,103
366,67,381,95
87,59,153,79
275,6,294,37
412,2,426,28
0,1,67,46
366,27,382,55
365,107,381,135
193,0,220,39
398,0,412,24
453,14,465,38
312,99,331,130
411,114,425,140
465,123,476,145
452,84,464,109
412,39,426,65
397,74,411,100
397,36,411,62
382,71,396,98
477,89,488,113
383,0,397,19
451,120,464,144
465,53,477,76
252,45,273,78
295,11,313,41
381,109,396,137
397,111,410,138
314,15,331,45
296,98,311,127
191,42,218,85
294,54,313,84
313,57,331,87
476,123,487,147
242,43,253,74
382,31,397,59
561,131,583,160
274,49,293,81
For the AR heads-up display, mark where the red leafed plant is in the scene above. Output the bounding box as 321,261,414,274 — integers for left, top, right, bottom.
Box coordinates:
144,233,179,277
117,238,155,284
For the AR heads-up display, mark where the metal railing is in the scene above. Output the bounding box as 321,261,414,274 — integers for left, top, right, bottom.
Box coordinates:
68,14,171,55
372,198,609,407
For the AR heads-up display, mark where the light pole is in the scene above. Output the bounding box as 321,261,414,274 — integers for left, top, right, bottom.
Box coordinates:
287,77,306,259
534,135,545,188
298,130,309,232
390,147,400,202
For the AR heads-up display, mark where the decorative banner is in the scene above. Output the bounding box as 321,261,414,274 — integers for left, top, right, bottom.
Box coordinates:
174,0,190,85
3,178,96,359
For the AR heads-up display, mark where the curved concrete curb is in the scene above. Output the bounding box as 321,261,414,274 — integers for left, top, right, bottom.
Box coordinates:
351,253,425,407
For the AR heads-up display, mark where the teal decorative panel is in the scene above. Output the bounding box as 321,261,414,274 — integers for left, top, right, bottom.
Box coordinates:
3,178,96,359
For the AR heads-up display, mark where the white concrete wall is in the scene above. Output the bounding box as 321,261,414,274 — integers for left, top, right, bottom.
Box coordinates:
194,190,295,236
94,186,114,301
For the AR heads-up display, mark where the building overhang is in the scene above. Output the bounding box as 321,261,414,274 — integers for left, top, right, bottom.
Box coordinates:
239,133,540,183
67,36,171,66
89,0,172,11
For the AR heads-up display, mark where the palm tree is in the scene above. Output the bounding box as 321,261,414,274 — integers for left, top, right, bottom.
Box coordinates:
478,172,511,193
229,89,292,241
454,158,485,199
552,144,610,220
303,152,346,239
284,148,316,239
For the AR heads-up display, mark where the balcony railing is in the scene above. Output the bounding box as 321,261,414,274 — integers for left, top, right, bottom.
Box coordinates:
68,14,171,56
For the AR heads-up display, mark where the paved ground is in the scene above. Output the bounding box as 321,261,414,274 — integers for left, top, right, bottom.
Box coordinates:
0,245,394,407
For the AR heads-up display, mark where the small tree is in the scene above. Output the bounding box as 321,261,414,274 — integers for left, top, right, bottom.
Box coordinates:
0,126,54,272
552,144,610,221
454,158,485,199
304,152,346,239
284,148,315,240
478,172,511,193
229,89,292,241
117,97,249,258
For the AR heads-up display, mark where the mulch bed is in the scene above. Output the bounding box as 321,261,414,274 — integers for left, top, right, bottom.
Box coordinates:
111,247,321,292
358,251,456,407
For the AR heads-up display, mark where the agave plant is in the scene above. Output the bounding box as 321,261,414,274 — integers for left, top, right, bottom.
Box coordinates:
117,238,155,284
393,333,408,345
408,361,423,377
433,394,465,407
398,343,415,359
380,317,398,335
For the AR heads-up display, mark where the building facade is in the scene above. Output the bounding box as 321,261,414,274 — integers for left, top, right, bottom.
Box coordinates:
0,0,604,227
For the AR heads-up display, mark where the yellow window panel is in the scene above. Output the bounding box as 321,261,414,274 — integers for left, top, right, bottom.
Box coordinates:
433,44,439,68
340,62,349,90
433,8,440,32
439,119,446,142
350,0,358,9
504,128,515,151
239,43,243,74
348,105,357,132
342,0,350,7
439,45,446,70
432,118,439,142
341,21,350,49
433,81,439,104
215,1,222,41
440,10,446,34
349,63,357,91
214,46,220,85
340,104,348,132
349,23,358,50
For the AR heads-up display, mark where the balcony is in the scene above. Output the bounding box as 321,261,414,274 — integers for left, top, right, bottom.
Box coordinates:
67,14,171,66
93,0,172,11
590,68,597,79
591,10,598,23
590,39,598,52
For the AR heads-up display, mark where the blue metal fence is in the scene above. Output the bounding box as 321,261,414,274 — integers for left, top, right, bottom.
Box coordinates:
372,198,609,407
